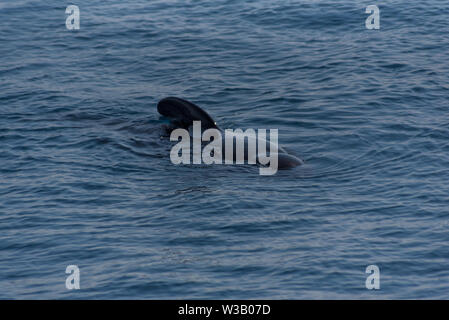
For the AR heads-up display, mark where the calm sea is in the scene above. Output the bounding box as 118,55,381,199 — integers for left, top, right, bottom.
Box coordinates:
0,0,448,299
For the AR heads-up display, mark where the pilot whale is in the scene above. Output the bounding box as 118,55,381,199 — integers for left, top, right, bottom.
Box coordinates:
157,97,303,171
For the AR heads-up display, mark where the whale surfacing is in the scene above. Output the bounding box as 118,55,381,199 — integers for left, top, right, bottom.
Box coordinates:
158,97,218,130
157,97,303,170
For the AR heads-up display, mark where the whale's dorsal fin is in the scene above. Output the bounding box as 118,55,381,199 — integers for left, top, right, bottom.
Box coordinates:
157,97,218,130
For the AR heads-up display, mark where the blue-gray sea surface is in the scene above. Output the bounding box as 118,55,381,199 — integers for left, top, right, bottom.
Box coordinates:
1,0,448,299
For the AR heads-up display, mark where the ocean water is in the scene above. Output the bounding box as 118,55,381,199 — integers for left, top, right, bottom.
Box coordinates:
1,0,448,299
